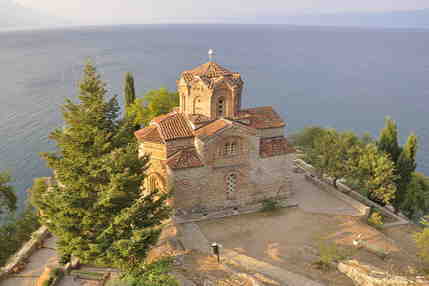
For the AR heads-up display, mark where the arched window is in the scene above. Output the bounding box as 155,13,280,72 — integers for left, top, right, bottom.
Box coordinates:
217,97,225,117
226,173,237,194
193,96,203,114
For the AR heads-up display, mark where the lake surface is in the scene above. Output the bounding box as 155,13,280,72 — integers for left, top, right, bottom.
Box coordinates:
0,24,428,208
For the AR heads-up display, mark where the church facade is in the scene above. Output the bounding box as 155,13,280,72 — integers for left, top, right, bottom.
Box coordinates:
134,61,295,215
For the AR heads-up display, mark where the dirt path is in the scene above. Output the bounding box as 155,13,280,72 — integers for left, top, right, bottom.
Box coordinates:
1,236,58,286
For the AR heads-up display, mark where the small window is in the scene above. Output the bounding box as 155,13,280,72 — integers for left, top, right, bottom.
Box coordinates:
223,142,238,156
226,173,237,194
217,98,225,116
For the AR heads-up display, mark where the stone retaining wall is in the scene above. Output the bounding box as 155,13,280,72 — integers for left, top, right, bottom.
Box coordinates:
0,226,49,281
304,173,371,217
295,159,410,227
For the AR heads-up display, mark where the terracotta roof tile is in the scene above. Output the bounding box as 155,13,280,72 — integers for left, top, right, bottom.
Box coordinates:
134,126,164,144
194,119,230,137
153,112,194,141
181,62,243,89
184,61,234,78
166,148,204,170
260,137,295,158
237,106,286,129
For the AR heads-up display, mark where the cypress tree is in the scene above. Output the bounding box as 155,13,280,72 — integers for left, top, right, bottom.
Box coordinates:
378,117,401,164
393,134,418,212
124,72,136,107
32,61,171,271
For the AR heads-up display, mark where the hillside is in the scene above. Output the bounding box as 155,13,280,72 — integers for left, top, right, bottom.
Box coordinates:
248,9,429,28
0,0,65,29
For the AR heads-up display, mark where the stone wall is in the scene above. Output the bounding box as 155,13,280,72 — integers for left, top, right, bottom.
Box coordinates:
304,173,370,217
294,159,410,226
257,127,284,138
170,153,293,215
0,226,49,280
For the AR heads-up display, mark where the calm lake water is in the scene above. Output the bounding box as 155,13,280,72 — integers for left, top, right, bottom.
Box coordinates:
0,24,428,208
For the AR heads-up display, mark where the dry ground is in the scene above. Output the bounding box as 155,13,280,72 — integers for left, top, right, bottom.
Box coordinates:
198,207,423,286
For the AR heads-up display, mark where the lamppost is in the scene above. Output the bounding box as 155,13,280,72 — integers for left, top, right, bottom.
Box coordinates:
211,242,221,263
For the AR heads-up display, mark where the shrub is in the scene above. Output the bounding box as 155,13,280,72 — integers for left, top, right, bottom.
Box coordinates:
368,212,384,229
315,241,354,271
107,258,178,286
261,198,281,212
414,228,429,267
316,242,341,270
59,253,71,265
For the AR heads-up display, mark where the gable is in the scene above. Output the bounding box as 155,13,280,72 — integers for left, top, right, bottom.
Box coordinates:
194,119,256,142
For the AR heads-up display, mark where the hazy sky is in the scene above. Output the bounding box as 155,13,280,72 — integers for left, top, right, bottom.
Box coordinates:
14,0,429,25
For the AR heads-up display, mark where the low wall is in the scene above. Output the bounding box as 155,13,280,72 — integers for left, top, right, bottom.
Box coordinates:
335,182,409,228
294,159,409,227
304,173,370,217
0,226,50,280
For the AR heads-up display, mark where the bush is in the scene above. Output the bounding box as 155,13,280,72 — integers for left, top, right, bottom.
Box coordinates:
261,198,281,212
316,242,341,270
368,211,384,229
107,258,178,286
41,268,64,286
414,228,429,267
59,253,71,265
0,206,40,266
316,241,354,271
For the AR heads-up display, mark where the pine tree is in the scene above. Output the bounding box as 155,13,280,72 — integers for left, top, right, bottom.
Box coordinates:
393,134,418,212
378,117,401,164
31,61,171,271
124,72,136,108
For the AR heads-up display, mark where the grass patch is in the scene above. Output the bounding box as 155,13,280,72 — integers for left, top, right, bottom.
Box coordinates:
315,241,355,271
261,198,282,212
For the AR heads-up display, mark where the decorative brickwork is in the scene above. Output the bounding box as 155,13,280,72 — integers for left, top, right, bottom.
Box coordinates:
135,61,294,214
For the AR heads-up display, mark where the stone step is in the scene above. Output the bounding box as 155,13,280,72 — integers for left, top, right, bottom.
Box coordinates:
223,249,324,286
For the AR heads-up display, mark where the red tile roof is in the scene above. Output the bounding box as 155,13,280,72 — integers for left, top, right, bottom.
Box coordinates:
134,126,164,144
184,61,234,78
166,148,204,170
194,119,230,138
152,112,194,141
237,106,286,129
260,137,295,158
181,62,243,89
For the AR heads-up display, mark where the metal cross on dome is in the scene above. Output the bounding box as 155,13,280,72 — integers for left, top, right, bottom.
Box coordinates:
208,49,215,61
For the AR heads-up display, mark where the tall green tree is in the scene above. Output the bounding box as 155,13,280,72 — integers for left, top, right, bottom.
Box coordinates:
0,171,16,215
31,62,171,271
401,172,429,219
312,130,359,188
350,144,397,204
393,134,418,212
126,88,179,127
124,72,136,108
378,117,402,164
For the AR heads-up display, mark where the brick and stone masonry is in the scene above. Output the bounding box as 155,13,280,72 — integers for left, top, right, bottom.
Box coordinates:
134,60,295,215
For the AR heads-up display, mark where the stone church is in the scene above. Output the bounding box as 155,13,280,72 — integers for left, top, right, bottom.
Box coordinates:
134,60,295,215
